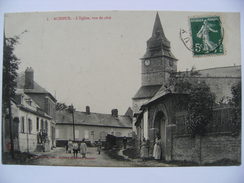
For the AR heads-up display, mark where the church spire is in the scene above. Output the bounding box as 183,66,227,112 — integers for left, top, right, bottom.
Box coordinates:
142,12,177,60
151,12,167,41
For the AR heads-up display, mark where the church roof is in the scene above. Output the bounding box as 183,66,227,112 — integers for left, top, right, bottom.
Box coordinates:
151,12,169,44
56,110,132,128
141,65,241,107
143,13,177,60
196,65,241,78
132,85,161,99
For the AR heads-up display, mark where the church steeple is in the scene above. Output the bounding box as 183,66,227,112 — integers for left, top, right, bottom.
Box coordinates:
143,12,176,60
151,12,169,43
140,12,178,86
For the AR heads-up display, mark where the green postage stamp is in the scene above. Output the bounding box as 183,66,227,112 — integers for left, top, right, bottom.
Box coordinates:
190,16,224,56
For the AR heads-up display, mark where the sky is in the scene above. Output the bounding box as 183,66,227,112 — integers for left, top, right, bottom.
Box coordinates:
1,1,244,183
4,11,241,114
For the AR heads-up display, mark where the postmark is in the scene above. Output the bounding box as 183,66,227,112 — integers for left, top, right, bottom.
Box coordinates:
190,16,224,56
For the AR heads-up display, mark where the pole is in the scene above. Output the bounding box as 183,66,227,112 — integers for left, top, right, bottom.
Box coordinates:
72,110,75,141
68,104,75,141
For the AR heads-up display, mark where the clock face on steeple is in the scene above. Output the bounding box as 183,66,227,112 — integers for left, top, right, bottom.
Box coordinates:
144,59,151,66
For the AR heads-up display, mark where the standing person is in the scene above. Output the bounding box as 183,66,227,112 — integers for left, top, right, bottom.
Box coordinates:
153,135,162,160
65,141,68,153
68,139,73,153
72,141,79,158
140,138,148,161
80,138,87,158
97,139,102,155
122,136,127,149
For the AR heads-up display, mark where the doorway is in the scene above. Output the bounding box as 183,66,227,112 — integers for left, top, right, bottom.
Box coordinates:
153,111,166,160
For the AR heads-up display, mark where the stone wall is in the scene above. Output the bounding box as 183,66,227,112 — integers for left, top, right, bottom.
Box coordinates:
172,133,241,164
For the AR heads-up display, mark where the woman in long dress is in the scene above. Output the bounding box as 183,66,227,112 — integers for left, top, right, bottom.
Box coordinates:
140,138,148,161
80,138,88,158
153,136,161,160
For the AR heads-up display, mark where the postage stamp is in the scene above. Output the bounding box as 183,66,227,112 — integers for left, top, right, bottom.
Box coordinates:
190,16,224,56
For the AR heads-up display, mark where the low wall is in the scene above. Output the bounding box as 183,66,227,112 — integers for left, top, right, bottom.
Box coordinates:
19,133,38,152
172,133,241,164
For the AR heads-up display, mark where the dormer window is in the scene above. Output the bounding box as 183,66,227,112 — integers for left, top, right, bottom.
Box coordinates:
25,98,32,106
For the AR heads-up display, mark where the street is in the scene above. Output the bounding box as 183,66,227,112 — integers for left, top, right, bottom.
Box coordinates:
27,147,174,167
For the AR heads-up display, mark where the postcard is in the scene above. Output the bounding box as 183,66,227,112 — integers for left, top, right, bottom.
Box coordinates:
2,11,241,167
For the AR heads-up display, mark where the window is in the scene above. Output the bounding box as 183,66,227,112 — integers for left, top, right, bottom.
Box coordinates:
84,130,89,139
41,119,44,130
21,117,25,133
36,117,39,131
90,131,94,136
45,120,48,132
75,130,79,139
25,98,32,106
28,119,32,134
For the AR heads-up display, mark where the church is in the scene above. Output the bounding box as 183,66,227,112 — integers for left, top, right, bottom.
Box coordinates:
132,13,241,164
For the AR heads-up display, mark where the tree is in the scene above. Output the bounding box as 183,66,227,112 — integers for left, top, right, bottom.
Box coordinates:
186,82,216,136
2,34,20,159
230,81,241,135
56,102,68,111
168,69,216,136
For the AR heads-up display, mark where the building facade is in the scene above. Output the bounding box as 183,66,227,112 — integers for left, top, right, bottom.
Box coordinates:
132,13,241,164
3,67,57,153
55,107,132,146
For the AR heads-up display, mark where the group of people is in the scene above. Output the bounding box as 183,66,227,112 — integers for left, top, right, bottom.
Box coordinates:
66,139,87,158
66,139,103,158
140,135,162,161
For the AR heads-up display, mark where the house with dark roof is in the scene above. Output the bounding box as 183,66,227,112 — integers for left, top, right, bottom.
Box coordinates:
55,106,132,146
132,13,241,164
5,67,57,153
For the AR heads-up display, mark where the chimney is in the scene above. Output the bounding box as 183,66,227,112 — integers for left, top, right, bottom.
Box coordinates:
111,109,118,117
25,67,34,89
86,106,90,114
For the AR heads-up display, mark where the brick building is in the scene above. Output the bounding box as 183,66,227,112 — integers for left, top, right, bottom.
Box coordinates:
132,13,241,164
